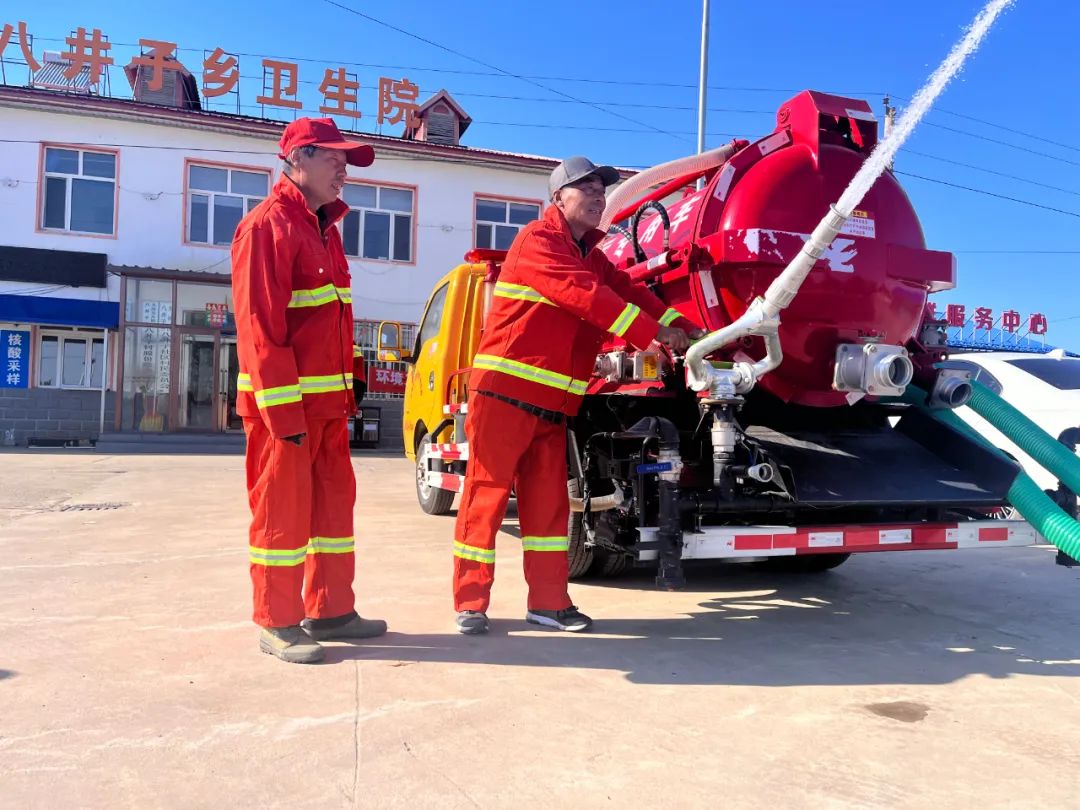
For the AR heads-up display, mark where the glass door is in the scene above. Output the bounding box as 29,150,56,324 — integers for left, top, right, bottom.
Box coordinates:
219,337,242,431
177,330,219,431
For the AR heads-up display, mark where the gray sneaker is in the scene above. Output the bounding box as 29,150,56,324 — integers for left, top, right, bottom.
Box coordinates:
259,625,325,664
525,606,593,632
456,611,490,635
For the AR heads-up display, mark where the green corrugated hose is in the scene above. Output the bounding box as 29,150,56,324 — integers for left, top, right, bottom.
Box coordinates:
901,382,1080,561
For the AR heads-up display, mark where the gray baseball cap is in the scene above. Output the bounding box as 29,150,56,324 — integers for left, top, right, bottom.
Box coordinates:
548,156,620,198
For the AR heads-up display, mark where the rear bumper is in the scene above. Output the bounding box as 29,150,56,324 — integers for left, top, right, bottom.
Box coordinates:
636,521,1041,562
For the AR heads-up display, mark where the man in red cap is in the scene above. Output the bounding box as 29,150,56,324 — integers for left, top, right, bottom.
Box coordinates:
232,117,386,664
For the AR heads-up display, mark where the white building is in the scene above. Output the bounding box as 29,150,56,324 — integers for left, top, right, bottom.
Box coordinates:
0,82,575,446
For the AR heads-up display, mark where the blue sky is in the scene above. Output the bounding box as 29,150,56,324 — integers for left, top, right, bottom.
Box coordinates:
9,0,1080,346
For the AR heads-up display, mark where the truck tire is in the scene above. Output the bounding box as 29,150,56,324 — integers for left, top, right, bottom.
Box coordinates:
591,549,631,578
416,432,455,516
567,479,594,579
756,553,851,573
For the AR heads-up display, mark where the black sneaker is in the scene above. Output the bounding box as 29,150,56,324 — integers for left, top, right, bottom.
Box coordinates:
525,606,593,632
456,611,490,635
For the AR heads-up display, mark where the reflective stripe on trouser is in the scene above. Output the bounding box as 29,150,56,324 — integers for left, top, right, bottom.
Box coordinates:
244,416,357,627
452,395,572,613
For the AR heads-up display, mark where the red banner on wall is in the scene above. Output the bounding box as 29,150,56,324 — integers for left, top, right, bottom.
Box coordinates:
367,365,407,395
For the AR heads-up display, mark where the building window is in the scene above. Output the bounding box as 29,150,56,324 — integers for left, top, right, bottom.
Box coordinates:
40,147,117,235
475,198,541,250
341,183,414,262
37,331,106,389
186,163,269,246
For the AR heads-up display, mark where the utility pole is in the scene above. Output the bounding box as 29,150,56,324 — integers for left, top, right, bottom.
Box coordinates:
696,0,710,189
883,95,897,170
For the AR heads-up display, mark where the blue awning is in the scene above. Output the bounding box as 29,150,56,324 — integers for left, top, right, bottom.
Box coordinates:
0,294,119,329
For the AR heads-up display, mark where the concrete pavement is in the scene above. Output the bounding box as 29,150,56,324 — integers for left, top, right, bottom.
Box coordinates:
2,450,1080,808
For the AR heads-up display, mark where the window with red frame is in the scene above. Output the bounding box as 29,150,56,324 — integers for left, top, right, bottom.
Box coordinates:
341,183,414,262
475,198,540,250
186,164,269,246
41,147,116,235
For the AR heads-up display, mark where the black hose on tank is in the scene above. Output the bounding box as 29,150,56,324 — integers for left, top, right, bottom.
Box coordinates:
630,201,670,264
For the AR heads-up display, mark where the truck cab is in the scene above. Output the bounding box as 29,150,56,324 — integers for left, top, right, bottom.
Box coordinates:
399,251,500,467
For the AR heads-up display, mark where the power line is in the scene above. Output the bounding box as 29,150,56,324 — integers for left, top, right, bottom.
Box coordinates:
230,71,780,115
900,148,1080,198
477,121,743,137
315,0,692,144
890,94,1080,155
894,171,1080,219
28,34,881,97
30,32,1077,159
216,85,1080,193
26,33,1076,167
919,121,1080,168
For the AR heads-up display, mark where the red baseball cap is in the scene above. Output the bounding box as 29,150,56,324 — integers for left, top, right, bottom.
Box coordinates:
278,117,375,167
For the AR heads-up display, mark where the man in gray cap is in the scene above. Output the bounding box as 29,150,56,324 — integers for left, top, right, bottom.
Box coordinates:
451,156,703,636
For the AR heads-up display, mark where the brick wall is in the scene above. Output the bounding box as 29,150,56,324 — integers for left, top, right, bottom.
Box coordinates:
0,388,116,446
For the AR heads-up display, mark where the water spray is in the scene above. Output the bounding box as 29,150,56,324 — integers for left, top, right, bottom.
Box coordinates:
686,0,1016,395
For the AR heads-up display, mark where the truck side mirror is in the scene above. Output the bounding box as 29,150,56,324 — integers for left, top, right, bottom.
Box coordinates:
377,321,403,363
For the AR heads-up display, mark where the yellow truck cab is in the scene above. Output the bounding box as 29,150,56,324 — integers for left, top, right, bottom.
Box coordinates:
394,251,502,513
392,248,599,577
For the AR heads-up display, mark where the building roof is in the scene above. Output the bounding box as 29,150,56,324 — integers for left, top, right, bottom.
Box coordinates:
412,89,472,135
0,84,636,178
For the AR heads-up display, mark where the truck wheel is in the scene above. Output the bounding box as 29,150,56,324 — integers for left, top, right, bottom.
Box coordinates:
591,549,631,578
756,553,851,573
567,479,594,579
416,432,455,516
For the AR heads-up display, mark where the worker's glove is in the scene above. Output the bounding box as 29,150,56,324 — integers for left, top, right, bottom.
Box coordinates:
282,433,306,446
656,325,691,353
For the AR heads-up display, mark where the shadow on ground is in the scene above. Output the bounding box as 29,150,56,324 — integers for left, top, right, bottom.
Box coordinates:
322,559,1080,687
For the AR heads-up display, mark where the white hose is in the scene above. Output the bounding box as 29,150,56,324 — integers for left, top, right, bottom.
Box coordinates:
686,0,1015,392
599,143,739,232
762,0,1015,322
569,490,623,513
761,205,849,318
685,297,782,393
